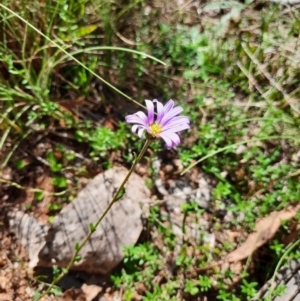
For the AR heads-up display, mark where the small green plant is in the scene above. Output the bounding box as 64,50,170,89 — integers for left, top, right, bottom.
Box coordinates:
123,243,161,272
111,242,163,294
34,191,44,202
47,151,63,173
198,275,212,292
52,176,68,189
75,126,126,159
123,288,135,301
240,279,258,300
269,240,285,257
143,282,178,301
217,290,241,301
184,279,199,296
176,251,195,270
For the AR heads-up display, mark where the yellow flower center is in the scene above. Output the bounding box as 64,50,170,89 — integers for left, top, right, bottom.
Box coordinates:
149,123,162,136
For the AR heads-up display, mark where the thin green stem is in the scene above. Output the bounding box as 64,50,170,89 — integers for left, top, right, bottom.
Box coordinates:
53,46,165,67
0,178,67,197
225,117,286,127
181,135,297,175
38,139,151,300
266,238,300,301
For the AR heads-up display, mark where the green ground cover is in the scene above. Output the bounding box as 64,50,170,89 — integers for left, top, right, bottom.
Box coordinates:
0,1,300,300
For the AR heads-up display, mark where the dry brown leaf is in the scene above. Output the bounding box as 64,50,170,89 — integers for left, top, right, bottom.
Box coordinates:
81,283,102,301
56,288,86,301
0,293,13,301
226,204,300,262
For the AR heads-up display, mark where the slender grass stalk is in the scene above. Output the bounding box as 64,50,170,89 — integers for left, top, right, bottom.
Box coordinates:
52,46,166,67
225,117,292,127
0,4,165,109
0,104,31,150
1,129,31,168
38,139,152,300
46,0,60,37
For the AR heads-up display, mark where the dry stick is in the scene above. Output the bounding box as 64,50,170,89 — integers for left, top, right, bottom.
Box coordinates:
241,42,300,113
237,59,299,141
236,60,266,112
0,178,67,197
38,139,151,300
237,61,264,96
236,60,285,132
237,60,281,107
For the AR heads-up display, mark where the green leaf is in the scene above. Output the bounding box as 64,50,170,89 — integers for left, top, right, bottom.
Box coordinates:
52,176,67,188
48,215,55,223
48,202,62,211
35,191,44,201
32,290,41,301
89,223,96,233
50,287,63,296
74,255,81,262
75,242,80,251
46,151,62,172
52,265,60,277
15,159,27,170
65,25,97,40
65,151,76,161
116,187,126,201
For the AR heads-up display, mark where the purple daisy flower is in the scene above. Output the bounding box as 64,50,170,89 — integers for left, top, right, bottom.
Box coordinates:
125,99,190,149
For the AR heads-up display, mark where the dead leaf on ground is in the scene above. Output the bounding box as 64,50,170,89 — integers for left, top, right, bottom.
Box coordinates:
56,288,86,301
226,204,300,262
81,283,102,301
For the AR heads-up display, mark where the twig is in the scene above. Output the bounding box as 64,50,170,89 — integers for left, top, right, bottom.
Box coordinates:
241,42,300,113
0,178,67,197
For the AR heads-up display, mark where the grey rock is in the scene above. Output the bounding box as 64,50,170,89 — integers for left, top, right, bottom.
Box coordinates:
156,170,214,251
8,210,48,268
155,178,169,196
8,167,150,274
252,260,300,301
165,173,212,210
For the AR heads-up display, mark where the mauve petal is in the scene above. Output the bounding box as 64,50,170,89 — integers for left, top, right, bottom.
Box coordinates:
135,111,149,125
126,117,144,126
159,132,180,145
154,99,164,123
162,124,188,132
126,99,189,143
164,99,174,113
125,113,147,126
159,133,174,149
125,115,139,123
165,132,181,146
138,128,145,138
131,124,139,133
160,106,183,126
163,116,190,129
163,123,190,133
145,100,154,124
170,116,190,123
